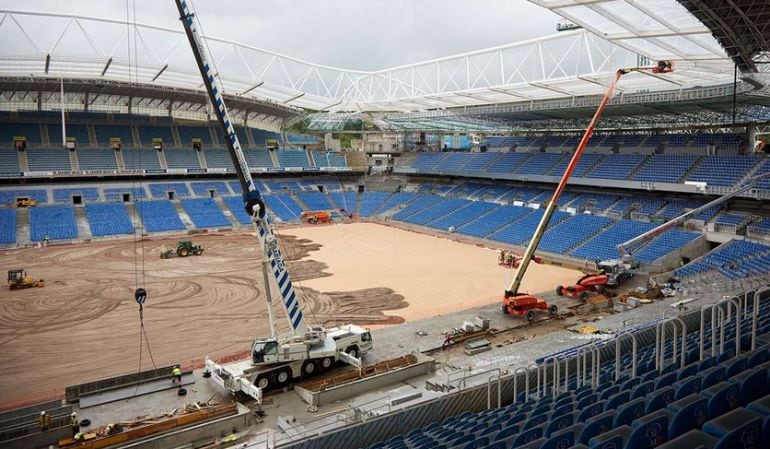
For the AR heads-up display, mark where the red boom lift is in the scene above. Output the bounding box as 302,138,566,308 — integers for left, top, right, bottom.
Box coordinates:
501,61,674,321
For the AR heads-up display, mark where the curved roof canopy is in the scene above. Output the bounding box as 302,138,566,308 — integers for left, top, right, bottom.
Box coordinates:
0,3,745,113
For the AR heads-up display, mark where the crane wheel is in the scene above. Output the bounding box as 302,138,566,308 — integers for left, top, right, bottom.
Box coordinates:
275,369,291,387
579,292,589,302
549,305,558,316
320,357,333,371
301,360,317,377
555,286,564,296
525,310,536,322
501,304,509,314
256,375,270,390
346,346,359,359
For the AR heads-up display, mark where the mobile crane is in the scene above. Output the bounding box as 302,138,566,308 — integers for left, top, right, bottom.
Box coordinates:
502,61,674,319
174,0,371,402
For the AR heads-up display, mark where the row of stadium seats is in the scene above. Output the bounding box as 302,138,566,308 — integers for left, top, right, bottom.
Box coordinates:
406,152,768,188
482,132,743,150
363,298,770,449
0,121,318,148
0,147,346,174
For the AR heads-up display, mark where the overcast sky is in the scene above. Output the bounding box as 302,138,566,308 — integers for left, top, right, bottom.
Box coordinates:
1,0,562,71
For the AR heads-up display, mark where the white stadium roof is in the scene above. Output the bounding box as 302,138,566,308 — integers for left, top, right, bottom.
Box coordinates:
0,1,742,113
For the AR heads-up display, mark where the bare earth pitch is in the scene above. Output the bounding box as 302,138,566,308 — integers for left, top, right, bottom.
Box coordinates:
0,222,580,403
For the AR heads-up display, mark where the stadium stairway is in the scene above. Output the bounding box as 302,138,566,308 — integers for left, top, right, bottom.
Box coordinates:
15,207,29,243
73,206,93,239
69,149,79,172
356,190,364,216
172,202,195,229
125,203,142,231
214,197,241,227
290,192,310,211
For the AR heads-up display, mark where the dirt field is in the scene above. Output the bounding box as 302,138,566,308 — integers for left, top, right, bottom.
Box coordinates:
0,222,580,404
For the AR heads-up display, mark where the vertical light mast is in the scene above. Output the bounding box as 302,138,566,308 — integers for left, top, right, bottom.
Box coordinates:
174,0,305,336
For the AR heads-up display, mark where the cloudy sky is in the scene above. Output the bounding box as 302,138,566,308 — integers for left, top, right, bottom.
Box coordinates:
0,0,561,70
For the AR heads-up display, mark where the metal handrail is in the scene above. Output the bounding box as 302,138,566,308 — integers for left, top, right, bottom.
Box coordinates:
615,331,638,381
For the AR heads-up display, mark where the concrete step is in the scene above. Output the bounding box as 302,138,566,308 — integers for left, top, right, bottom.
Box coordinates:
173,202,195,229
73,206,92,239
15,207,29,244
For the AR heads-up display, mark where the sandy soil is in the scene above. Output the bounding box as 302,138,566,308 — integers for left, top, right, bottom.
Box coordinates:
0,222,579,404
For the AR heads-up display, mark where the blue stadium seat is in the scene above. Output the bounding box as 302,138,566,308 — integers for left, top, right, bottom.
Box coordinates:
181,198,231,228
85,203,134,236
29,205,78,241
0,208,17,244
135,200,185,232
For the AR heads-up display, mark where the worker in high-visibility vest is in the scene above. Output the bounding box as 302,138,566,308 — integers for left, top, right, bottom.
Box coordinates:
171,366,182,386
39,411,51,431
70,412,80,437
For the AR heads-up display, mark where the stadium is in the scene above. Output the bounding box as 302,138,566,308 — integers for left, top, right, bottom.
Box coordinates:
0,0,770,448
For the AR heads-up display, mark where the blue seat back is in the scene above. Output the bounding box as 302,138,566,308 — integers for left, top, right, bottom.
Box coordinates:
655,372,679,389
513,426,544,447
673,376,702,400
632,381,656,400
577,401,606,422
646,386,676,414
578,411,614,444
545,411,574,437
607,391,631,410
700,366,726,389
615,397,647,427
703,382,740,419
541,426,577,449
668,394,708,439
626,409,672,449
588,425,631,449
705,408,763,449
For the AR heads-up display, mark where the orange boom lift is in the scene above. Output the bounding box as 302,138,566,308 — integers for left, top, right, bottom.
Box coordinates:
501,61,674,321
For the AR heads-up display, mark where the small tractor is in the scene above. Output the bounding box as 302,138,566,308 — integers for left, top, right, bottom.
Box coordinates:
14,198,37,208
556,259,636,301
301,211,332,224
160,241,204,259
7,269,44,290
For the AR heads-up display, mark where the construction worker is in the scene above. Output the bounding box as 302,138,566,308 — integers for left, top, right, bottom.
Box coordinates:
498,250,506,264
39,411,51,431
505,253,514,267
70,412,80,437
171,365,182,386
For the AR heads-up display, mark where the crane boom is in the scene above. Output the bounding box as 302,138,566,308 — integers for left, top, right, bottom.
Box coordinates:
175,0,305,335
505,62,673,297
617,171,770,256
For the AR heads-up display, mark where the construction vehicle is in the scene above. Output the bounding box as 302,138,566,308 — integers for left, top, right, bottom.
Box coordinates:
174,0,371,402
7,269,44,289
160,241,204,259
502,61,674,320
556,259,636,301
14,198,37,208
301,211,333,224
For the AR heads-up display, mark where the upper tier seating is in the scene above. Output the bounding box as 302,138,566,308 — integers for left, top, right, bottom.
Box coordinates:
585,154,647,180
686,155,761,187
251,128,281,146
632,154,699,183
285,132,318,145
85,203,134,237
29,205,78,241
429,201,499,231
76,148,118,171
277,149,310,168
487,153,530,173
164,149,201,169
135,200,186,232
176,126,212,145
0,123,41,144
53,188,99,203
49,124,90,147
149,183,191,199
375,192,420,214
393,195,445,221
517,153,565,175
137,125,175,146
547,153,605,177
244,148,273,168
0,208,16,244
26,148,71,171
0,148,21,173
122,149,161,170
312,150,348,168
203,148,233,169
93,125,133,146
434,153,473,171
181,198,231,228
412,153,446,170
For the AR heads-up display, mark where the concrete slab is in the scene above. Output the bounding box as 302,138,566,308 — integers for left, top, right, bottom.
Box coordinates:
79,374,195,408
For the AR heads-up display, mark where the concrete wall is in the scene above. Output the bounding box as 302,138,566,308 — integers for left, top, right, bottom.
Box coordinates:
2,425,71,449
